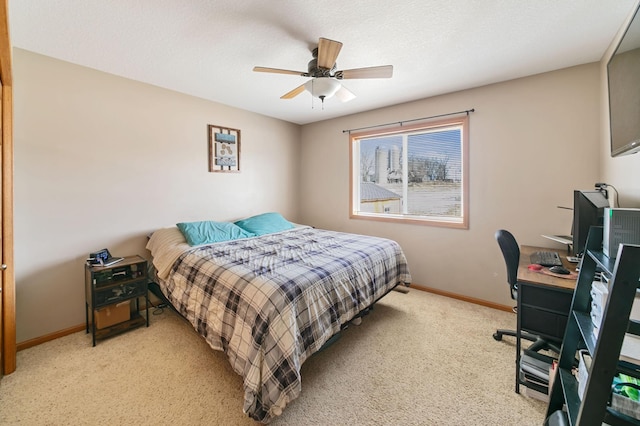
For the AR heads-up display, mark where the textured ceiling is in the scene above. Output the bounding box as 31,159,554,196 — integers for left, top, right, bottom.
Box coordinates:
8,0,638,125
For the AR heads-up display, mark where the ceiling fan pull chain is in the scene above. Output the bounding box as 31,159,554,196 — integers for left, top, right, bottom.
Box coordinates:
311,80,315,109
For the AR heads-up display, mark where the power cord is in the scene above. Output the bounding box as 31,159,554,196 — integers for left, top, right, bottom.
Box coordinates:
153,304,167,315
147,299,168,315
595,182,620,207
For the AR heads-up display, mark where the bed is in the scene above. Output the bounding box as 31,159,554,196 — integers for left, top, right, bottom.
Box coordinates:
146,216,411,423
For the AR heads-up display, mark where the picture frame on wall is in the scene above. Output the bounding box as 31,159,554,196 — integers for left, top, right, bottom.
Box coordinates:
208,124,240,172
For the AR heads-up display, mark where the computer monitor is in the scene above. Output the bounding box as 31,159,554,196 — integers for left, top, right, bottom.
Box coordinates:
572,190,610,256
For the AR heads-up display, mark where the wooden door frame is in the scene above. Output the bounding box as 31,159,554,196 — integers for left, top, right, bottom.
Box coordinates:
0,0,16,376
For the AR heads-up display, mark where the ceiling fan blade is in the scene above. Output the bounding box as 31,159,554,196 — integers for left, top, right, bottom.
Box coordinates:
280,84,306,99
335,85,356,103
253,66,308,76
337,65,393,79
317,37,343,69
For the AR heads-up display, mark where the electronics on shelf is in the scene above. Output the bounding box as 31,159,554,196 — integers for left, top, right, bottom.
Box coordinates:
603,208,640,258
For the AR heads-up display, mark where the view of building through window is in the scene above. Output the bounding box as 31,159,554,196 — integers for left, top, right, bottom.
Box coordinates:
351,117,468,227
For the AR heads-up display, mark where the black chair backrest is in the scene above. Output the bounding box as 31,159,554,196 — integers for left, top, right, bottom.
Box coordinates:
495,229,520,300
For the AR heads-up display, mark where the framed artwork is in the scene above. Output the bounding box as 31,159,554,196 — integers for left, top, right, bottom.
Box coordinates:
208,124,241,172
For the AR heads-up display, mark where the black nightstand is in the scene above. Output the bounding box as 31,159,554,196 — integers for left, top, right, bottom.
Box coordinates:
84,255,149,346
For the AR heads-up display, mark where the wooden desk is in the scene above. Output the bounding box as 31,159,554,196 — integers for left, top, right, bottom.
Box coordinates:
518,245,576,291
514,246,577,393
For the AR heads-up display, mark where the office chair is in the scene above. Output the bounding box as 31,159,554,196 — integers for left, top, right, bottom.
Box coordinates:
493,229,560,353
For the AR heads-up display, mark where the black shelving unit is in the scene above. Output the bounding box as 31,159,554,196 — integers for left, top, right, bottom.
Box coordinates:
546,226,640,425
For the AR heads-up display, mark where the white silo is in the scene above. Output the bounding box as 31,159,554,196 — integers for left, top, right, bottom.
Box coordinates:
375,147,388,184
390,145,400,173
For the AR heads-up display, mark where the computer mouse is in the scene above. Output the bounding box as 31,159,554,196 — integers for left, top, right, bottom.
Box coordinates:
549,265,571,275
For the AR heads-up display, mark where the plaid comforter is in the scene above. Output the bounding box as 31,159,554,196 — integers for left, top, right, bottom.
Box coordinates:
157,227,411,423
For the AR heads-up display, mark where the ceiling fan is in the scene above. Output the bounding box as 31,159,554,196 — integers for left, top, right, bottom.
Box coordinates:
253,37,393,104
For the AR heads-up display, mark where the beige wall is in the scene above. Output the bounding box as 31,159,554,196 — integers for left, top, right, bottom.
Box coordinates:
13,49,301,343
16,13,639,342
299,64,602,306
600,0,640,206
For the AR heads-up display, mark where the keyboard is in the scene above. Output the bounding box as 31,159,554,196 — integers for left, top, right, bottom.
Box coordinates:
530,251,563,267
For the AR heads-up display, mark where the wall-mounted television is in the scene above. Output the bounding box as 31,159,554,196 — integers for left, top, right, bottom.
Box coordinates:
607,4,640,157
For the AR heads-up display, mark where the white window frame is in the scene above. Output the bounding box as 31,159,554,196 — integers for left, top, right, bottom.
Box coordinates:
349,116,469,229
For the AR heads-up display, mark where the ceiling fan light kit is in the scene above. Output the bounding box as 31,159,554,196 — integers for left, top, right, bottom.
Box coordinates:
304,78,341,101
253,37,393,106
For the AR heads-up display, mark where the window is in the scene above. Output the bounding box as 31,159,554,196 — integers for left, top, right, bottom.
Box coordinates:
350,116,468,228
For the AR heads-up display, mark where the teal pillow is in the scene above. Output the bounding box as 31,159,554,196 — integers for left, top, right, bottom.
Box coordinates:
234,212,295,236
176,221,255,246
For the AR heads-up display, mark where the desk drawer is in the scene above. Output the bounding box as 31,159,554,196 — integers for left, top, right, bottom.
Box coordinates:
520,305,568,341
519,283,573,342
520,283,573,314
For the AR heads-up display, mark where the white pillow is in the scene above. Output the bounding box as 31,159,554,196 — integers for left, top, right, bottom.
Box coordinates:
146,227,191,280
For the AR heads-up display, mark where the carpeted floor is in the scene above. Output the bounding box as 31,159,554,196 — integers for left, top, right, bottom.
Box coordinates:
0,289,546,425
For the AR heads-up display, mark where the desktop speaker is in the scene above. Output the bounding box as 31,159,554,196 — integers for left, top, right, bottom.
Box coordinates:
603,208,640,258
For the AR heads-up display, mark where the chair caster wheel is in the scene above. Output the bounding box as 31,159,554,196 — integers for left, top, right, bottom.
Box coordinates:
493,332,502,341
